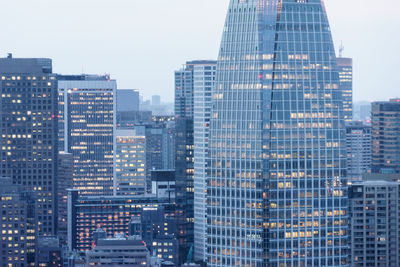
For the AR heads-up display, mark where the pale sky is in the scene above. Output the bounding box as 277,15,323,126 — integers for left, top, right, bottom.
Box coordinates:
1,0,399,103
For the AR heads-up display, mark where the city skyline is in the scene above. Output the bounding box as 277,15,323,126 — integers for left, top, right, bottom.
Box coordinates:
0,0,399,103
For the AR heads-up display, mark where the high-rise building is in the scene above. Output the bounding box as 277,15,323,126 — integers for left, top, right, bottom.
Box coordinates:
346,122,372,180
371,99,400,174
0,55,58,236
175,60,216,261
115,129,147,196
207,1,348,266
349,176,400,266
337,57,353,122
58,75,116,196
117,89,140,112
133,124,175,192
192,61,217,261
85,235,150,267
57,152,74,245
0,177,37,266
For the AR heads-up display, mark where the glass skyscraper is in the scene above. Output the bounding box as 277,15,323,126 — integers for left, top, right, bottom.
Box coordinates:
207,1,348,266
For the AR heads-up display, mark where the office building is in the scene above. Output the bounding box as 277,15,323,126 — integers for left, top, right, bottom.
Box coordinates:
0,55,58,236
115,129,147,195
37,236,62,267
0,177,36,266
129,207,179,266
67,193,175,251
337,57,353,122
57,152,74,244
192,61,216,261
346,122,372,180
58,74,116,196
207,1,348,266
349,176,400,266
117,89,140,112
372,99,400,174
134,124,175,191
85,235,150,267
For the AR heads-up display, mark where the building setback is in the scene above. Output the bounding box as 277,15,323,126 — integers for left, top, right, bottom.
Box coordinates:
0,55,58,236
371,99,400,174
58,75,116,196
207,1,348,266
349,177,400,266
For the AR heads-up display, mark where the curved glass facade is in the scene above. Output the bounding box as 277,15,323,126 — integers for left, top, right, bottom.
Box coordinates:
207,0,348,266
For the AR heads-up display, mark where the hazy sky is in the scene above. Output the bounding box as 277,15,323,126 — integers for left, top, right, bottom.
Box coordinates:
1,0,399,103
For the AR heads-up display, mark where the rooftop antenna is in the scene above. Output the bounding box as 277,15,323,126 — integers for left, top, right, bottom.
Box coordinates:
339,41,344,58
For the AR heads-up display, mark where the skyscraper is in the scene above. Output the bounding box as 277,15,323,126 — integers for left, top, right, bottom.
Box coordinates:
371,99,400,174
114,129,147,196
175,60,216,261
58,75,116,196
346,122,372,180
0,55,58,236
192,61,217,261
207,1,348,266
337,57,353,122
349,176,400,266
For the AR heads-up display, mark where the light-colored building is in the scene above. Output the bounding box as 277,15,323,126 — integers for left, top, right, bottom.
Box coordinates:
337,57,353,122
346,122,372,181
192,61,216,261
86,235,150,266
175,60,216,260
115,129,146,195
349,176,400,266
58,75,116,196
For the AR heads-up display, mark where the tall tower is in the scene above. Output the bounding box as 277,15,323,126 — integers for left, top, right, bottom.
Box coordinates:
175,60,216,262
0,55,58,237
207,1,348,266
58,75,116,196
193,61,217,261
